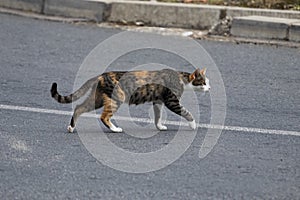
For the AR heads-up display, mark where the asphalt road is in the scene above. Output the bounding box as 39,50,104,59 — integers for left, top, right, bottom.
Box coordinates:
0,13,299,199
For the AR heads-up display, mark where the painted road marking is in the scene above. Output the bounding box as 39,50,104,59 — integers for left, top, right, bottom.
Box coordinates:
1,104,299,137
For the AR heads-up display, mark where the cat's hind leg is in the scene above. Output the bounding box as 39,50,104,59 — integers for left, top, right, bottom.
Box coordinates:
153,102,167,131
100,94,122,133
68,101,102,133
68,88,103,133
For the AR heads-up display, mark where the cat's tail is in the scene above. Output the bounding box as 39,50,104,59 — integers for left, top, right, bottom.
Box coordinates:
51,77,98,104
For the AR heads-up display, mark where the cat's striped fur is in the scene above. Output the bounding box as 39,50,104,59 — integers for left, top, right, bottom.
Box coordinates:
51,68,210,133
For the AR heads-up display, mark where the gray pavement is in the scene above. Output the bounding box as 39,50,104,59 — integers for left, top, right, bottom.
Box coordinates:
0,13,300,199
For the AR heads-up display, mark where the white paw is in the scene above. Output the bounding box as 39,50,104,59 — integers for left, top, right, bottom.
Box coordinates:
110,126,123,133
67,125,75,133
157,124,168,131
188,120,197,130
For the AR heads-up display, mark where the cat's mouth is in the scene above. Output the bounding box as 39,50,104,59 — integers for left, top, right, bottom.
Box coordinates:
198,86,211,92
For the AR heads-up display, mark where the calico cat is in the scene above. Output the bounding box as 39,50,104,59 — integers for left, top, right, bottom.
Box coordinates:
51,68,210,133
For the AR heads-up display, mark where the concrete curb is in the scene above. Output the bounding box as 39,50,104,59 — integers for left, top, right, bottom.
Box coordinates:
231,16,300,41
1,0,300,24
0,0,300,42
44,0,108,22
0,0,44,13
104,1,300,30
290,22,300,42
225,6,300,19
108,1,222,29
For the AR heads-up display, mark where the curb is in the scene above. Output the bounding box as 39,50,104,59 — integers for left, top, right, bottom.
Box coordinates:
43,0,108,22
107,1,222,29
0,0,44,13
0,0,300,42
1,0,300,24
231,16,300,42
290,22,300,42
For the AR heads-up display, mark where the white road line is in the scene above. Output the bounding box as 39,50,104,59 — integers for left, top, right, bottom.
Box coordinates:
1,104,300,137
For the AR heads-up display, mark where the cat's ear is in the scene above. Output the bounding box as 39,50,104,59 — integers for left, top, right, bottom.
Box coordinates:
200,68,207,76
189,68,201,81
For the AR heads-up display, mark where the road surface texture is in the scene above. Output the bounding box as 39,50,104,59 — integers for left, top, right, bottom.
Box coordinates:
0,13,299,199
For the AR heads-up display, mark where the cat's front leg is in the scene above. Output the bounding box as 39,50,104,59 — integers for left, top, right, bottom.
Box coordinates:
188,120,196,130
163,94,197,130
153,102,167,131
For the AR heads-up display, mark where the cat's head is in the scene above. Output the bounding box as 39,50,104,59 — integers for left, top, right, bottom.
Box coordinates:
186,68,211,92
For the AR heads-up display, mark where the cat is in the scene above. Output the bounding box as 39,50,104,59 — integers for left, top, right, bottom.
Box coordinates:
50,68,210,133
